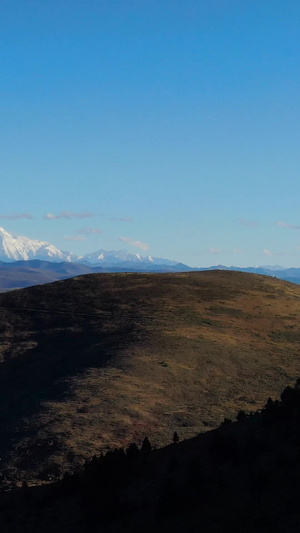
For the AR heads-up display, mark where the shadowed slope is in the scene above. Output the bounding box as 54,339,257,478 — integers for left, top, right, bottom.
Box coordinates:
0,270,300,486
3,381,300,532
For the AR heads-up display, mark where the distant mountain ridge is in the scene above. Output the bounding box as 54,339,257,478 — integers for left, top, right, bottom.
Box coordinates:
80,248,181,267
0,259,189,290
201,264,300,284
0,227,181,267
1,259,300,291
1,227,300,289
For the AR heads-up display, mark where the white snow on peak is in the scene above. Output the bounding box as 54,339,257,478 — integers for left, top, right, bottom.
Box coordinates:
0,228,182,267
81,248,180,266
0,226,72,262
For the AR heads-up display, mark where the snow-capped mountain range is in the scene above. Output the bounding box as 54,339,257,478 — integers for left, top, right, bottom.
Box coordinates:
2,227,300,290
81,249,179,266
0,227,179,266
0,227,75,262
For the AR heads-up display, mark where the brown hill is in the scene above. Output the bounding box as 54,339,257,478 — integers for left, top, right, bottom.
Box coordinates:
0,270,300,487
2,381,300,533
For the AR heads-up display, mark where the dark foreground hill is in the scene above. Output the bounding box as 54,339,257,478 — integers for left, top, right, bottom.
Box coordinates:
2,380,300,532
0,271,300,488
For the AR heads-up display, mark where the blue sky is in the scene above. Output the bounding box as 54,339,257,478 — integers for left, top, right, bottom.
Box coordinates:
1,0,300,267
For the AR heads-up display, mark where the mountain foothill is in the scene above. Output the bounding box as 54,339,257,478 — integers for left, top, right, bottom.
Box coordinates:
1,231,300,530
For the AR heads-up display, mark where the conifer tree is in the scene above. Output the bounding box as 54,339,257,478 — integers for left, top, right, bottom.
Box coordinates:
173,431,179,444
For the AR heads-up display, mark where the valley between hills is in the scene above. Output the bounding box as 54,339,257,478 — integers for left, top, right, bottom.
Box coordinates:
0,270,300,490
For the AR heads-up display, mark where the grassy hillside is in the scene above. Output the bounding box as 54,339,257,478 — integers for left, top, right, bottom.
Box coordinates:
0,270,300,486
2,380,300,532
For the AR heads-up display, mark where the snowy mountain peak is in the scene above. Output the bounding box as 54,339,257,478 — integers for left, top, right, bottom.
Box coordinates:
81,248,180,266
0,227,74,262
0,227,183,268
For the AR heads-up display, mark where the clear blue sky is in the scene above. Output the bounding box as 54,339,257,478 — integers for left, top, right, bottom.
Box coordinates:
1,0,300,267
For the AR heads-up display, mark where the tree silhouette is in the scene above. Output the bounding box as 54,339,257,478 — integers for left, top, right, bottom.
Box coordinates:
141,436,152,456
173,431,179,444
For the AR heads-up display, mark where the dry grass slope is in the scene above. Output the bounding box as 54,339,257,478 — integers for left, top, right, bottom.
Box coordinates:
0,270,300,486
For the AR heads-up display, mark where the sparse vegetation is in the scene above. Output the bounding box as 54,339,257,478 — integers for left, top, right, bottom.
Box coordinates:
2,380,300,531
0,270,300,491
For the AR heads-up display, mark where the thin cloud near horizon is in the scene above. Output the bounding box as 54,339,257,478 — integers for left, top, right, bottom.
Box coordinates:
110,216,133,222
119,217,133,222
64,235,87,241
74,228,102,235
0,213,33,220
45,212,95,220
277,221,300,229
263,249,295,257
119,236,150,251
238,219,258,227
